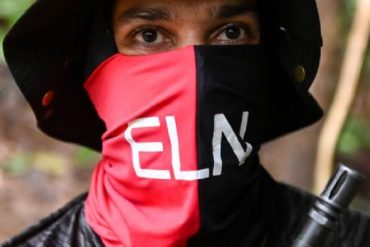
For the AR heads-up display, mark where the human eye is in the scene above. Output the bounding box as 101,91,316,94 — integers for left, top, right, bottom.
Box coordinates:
210,23,257,45
129,26,172,51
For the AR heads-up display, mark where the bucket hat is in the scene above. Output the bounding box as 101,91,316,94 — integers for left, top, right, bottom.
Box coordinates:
3,0,323,151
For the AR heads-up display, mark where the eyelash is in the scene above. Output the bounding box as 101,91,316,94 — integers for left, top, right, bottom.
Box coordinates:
129,25,171,48
212,23,252,44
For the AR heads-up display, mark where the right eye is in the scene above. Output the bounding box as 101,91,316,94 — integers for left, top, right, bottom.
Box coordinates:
132,27,170,47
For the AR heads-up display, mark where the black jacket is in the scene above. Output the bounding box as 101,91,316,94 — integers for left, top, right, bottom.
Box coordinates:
1,182,370,247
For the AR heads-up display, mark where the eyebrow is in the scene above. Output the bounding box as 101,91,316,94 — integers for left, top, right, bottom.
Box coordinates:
117,1,257,24
215,2,258,19
118,7,172,23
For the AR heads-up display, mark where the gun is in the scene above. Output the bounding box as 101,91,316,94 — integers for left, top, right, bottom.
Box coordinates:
292,163,365,247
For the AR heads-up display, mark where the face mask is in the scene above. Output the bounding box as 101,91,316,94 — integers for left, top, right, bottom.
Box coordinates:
84,45,272,247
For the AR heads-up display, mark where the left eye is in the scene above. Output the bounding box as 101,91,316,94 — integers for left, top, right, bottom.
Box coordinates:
135,27,164,45
141,29,159,43
212,24,250,45
133,27,168,46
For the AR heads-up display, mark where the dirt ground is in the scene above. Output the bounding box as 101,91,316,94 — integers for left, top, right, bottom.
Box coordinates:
0,164,93,242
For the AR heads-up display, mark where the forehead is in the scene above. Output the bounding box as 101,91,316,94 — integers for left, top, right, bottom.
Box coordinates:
113,0,257,18
113,0,254,6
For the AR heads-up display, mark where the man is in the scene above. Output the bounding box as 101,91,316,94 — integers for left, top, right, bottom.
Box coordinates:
2,0,370,246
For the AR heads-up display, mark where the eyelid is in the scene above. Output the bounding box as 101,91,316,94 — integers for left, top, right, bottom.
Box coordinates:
127,25,173,51
128,25,161,39
210,23,252,41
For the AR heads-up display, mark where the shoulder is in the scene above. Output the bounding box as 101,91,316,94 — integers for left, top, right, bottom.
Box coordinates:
271,182,370,247
0,193,103,247
338,205,370,246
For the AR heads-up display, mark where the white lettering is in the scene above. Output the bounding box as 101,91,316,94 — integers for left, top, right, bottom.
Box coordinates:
124,117,171,180
212,112,253,176
166,116,210,180
124,113,252,180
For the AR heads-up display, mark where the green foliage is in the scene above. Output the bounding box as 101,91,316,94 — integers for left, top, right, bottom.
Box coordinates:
363,49,370,82
338,118,370,155
2,151,70,176
32,152,69,176
0,0,34,62
337,0,370,157
342,0,357,25
75,147,99,168
0,0,33,24
3,153,31,175
341,0,370,78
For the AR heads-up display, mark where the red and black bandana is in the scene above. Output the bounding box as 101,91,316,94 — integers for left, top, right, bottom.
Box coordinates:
84,45,275,247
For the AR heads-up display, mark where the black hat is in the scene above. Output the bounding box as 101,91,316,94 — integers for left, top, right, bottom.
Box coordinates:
3,0,323,152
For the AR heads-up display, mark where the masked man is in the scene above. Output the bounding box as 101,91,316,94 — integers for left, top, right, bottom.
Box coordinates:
2,0,370,246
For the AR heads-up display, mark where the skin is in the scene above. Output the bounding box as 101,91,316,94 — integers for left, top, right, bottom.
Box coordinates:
112,0,260,55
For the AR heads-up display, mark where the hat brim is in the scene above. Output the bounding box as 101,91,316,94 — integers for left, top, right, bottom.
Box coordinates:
3,0,323,151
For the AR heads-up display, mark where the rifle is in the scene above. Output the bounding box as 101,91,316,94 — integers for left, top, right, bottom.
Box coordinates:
292,164,365,247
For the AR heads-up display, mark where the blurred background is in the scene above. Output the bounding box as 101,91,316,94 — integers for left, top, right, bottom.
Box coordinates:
0,0,370,242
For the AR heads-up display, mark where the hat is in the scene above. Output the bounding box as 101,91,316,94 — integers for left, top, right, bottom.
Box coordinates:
3,0,323,151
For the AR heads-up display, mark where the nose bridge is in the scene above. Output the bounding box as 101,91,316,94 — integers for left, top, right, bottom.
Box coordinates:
176,27,207,48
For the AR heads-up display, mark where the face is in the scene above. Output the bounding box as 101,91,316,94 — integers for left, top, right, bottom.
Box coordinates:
112,0,260,55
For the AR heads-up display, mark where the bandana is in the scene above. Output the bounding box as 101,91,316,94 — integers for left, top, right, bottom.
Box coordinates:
84,45,274,247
